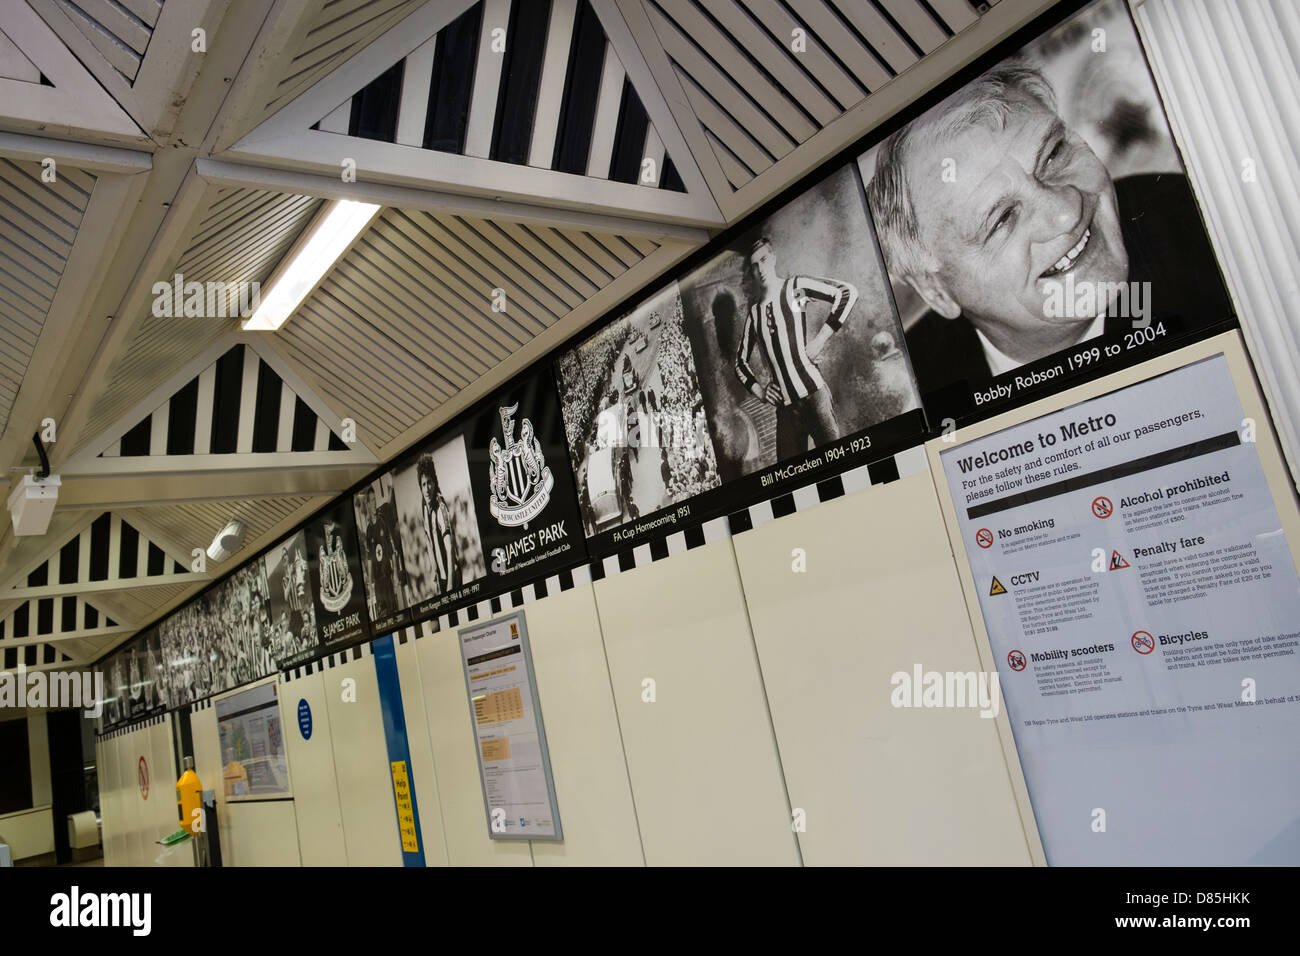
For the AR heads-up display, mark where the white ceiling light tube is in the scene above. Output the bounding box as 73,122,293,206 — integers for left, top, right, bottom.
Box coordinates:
241,199,381,331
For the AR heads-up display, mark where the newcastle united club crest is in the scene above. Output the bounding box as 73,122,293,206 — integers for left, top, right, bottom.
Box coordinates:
489,403,554,527
318,521,354,613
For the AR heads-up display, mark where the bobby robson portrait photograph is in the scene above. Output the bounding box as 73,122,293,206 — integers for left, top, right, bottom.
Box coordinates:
678,163,920,482
392,432,486,608
556,282,722,538
859,0,1234,419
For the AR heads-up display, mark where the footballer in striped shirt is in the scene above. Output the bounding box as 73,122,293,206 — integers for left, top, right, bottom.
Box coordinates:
735,237,859,459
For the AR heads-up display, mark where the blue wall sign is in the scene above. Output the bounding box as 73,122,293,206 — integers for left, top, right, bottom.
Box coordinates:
297,699,312,740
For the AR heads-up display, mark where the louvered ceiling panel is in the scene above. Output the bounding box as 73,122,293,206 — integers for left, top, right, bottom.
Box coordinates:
54,0,161,84
0,157,95,434
277,207,661,450
91,579,193,622
636,0,989,189
80,188,323,449
261,0,423,120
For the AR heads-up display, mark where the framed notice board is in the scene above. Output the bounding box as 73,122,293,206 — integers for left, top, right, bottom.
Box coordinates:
457,610,562,841
928,332,1300,866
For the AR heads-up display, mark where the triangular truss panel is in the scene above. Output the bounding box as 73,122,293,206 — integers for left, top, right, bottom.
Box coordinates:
3,510,201,599
226,0,723,225
0,594,127,669
65,335,380,475
0,0,142,139
28,0,232,141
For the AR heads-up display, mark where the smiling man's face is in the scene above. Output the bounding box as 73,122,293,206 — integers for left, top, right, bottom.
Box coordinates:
907,91,1128,350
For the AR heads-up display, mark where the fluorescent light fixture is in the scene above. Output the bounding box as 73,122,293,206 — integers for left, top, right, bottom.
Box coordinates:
241,199,381,331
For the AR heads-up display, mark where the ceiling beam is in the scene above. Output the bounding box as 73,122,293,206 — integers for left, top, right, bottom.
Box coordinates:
195,158,712,243
7,574,210,602
0,131,152,173
53,468,362,511
1,626,136,649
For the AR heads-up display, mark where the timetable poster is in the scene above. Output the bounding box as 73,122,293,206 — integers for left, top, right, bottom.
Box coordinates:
458,611,562,840
860,0,1235,428
302,501,369,650
939,354,1300,865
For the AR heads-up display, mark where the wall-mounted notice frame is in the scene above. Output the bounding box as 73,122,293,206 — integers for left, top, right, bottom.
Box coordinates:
214,678,291,801
929,333,1300,866
457,610,562,841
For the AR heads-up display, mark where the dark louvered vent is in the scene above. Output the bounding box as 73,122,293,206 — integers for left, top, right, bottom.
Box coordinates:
101,345,347,457
327,0,685,191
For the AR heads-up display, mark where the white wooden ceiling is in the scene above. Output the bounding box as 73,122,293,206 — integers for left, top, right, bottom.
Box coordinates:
0,0,1059,662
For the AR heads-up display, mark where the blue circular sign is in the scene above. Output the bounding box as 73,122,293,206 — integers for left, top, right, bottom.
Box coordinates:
297,699,312,740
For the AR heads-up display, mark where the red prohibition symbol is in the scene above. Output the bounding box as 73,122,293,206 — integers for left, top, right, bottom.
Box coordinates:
1092,496,1114,519
1007,649,1027,672
1131,630,1155,655
975,528,994,549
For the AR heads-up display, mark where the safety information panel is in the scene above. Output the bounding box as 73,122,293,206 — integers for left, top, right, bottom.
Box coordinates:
458,610,562,840
940,353,1300,865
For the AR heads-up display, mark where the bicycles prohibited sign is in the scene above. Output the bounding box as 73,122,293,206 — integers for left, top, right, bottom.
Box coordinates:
1131,630,1155,655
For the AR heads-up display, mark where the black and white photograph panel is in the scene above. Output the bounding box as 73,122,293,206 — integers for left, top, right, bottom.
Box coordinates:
679,162,919,483
220,560,274,689
353,471,408,627
557,282,722,539
158,600,205,708
392,432,486,608
148,627,169,713
264,529,320,668
859,0,1234,421
303,501,369,649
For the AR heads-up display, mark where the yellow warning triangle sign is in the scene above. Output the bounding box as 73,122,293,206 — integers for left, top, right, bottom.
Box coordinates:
989,576,1007,595
1109,550,1130,570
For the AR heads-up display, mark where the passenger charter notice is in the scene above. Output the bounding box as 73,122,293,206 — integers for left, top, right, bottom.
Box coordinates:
940,354,1300,865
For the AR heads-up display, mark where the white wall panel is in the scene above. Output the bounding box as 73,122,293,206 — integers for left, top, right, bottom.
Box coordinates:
416,629,532,866
279,672,348,866
733,473,1034,866
322,656,403,866
523,586,644,866
393,637,449,867
595,539,801,866
117,728,146,866
219,801,302,866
